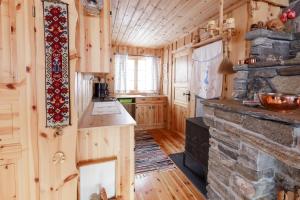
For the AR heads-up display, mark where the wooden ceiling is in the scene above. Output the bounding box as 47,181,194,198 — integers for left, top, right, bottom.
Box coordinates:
111,0,244,48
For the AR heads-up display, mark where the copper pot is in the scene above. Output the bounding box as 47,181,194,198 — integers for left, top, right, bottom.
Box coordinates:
258,93,300,111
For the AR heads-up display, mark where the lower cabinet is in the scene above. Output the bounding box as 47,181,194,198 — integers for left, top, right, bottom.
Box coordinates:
135,102,167,130
0,163,17,200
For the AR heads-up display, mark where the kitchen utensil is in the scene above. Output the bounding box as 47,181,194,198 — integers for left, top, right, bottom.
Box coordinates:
258,93,300,111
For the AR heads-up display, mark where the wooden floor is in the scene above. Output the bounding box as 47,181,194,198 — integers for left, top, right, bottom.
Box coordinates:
134,129,206,200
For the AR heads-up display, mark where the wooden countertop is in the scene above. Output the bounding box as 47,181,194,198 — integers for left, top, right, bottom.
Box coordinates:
78,101,136,129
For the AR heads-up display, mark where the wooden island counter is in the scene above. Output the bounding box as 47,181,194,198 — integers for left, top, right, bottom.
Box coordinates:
77,101,136,200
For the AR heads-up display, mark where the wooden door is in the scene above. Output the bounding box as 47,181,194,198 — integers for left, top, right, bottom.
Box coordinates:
171,49,192,134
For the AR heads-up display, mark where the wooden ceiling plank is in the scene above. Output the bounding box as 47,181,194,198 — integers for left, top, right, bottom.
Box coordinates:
125,0,162,45
159,0,219,44
137,0,201,46
117,0,151,45
135,0,199,46
160,0,244,47
126,0,173,44
116,0,141,45
117,0,152,45
112,0,131,43
111,0,120,40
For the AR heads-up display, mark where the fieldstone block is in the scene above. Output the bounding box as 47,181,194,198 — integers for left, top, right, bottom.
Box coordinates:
209,144,236,169
215,109,244,124
253,179,276,199
233,64,249,71
208,173,237,200
246,29,293,41
270,75,300,94
207,185,223,200
251,37,274,47
234,80,248,90
242,116,295,147
248,69,277,78
218,144,239,160
276,160,300,190
203,116,215,127
210,128,240,150
251,46,290,59
290,40,300,50
234,71,249,81
236,163,274,182
209,157,233,185
239,143,275,171
276,66,300,76
231,174,256,199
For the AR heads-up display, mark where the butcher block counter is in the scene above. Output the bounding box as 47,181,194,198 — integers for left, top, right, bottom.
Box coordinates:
78,101,136,129
77,100,135,200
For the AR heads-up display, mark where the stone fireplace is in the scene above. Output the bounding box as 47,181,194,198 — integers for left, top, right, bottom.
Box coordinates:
233,29,300,101
203,29,300,200
203,100,300,199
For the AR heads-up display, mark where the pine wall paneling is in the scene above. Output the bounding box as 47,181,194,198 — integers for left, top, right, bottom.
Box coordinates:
76,0,112,73
0,0,38,199
34,0,78,199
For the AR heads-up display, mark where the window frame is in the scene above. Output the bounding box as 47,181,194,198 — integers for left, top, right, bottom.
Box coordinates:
115,55,159,94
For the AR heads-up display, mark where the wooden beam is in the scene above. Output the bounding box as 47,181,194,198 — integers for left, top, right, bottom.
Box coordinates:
77,156,117,168
192,35,223,49
219,0,224,33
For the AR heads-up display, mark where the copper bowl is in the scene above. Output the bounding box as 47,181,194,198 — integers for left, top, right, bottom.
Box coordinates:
258,93,300,111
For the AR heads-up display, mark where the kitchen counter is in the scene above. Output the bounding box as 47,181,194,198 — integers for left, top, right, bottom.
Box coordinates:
77,100,135,200
78,101,136,129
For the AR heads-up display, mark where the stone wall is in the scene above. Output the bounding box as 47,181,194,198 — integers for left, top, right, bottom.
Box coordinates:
203,100,300,200
233,29,300,100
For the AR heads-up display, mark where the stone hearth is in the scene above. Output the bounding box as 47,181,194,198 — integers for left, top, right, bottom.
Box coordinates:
203,100,300,200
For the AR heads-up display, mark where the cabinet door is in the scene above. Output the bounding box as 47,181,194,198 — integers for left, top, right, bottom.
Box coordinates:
135,104,152,129
0,163,17,200
0,91,20,144
152,104,167,128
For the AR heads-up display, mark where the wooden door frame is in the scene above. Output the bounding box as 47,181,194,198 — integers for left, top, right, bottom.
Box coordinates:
170,48,193,132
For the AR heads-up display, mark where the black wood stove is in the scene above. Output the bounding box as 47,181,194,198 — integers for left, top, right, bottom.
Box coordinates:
183,117,210,181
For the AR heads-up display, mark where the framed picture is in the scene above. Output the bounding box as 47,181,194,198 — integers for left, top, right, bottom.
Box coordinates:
81,0,103,15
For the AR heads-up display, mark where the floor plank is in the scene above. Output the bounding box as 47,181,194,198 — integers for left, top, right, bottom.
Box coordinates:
135,129,206,200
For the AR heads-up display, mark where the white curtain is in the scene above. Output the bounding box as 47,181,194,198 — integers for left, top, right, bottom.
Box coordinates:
191,40,223,99
114,54,128,93
114,54,160,94
137,56,160,93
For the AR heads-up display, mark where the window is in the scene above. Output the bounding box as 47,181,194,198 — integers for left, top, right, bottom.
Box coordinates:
114,55,160,94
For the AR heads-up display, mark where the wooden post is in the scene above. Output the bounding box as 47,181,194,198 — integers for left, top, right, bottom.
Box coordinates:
219,0,224,34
